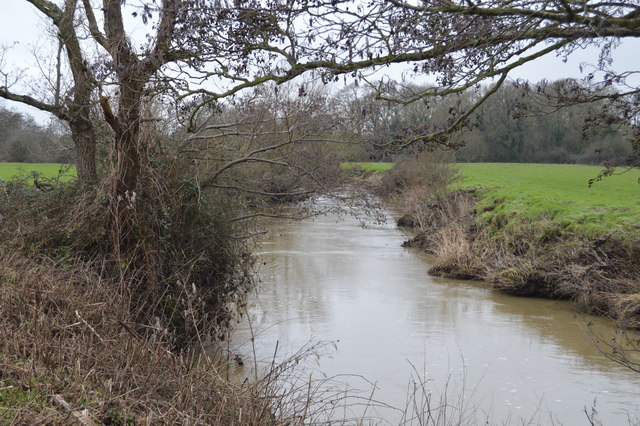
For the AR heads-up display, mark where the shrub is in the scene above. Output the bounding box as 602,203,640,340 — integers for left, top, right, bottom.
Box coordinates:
0,151,254,349
379,149,458,197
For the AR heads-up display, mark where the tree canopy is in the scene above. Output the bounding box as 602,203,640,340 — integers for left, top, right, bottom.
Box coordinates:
1,0,638,252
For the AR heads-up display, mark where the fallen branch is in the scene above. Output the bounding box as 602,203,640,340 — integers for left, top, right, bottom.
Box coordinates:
51,395,97,426
75,310,104,343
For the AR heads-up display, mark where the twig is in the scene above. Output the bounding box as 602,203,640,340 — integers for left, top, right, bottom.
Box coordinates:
51,395,97,426
74,310,104,343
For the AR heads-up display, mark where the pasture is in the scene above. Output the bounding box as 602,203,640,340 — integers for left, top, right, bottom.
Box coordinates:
345,161,640,236
0,163,76,182
458,163,640,236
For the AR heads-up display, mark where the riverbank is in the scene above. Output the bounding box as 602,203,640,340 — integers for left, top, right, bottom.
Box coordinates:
356,160,640,329
1,246,340,424
412,190,640,327
0,165,306,423
0,249,263,424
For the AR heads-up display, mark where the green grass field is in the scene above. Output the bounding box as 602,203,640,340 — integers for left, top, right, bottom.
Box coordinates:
456,163,640,236
5,161,639,236
345,161,640,236
0,163,76,182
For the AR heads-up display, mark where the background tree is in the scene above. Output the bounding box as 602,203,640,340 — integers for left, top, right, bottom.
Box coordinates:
455,80,632,164
176,82,347,208
0,0,98,185
0,104,72,163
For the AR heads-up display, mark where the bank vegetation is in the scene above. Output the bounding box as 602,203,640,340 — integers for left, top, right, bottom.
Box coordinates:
0,84,352,423
373,155,640,330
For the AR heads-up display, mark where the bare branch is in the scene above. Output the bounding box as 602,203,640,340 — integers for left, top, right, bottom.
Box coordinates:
80,0,108,50
0,87,67,120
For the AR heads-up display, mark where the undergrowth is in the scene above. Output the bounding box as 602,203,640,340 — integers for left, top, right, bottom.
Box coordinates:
0,153,336,423
0,154,253,348
0,249,354,424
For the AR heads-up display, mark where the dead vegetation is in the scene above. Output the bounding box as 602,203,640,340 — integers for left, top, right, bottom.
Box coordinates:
0,145,282,423
0,249,264,424
378,155,640,330
427,224,486,281
1,248,392,425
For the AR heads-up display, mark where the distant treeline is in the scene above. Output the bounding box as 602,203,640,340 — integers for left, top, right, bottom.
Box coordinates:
455,82,632,164
1,79,633,166
0,104,73,163
334,79,633,164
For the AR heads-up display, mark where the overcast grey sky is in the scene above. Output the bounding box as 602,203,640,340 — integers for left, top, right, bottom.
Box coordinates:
1,0,639,123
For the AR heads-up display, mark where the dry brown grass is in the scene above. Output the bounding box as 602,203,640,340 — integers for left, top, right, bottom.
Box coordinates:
428,225,486,280
0,249,335,425
616,294,640,329
379,150,458,199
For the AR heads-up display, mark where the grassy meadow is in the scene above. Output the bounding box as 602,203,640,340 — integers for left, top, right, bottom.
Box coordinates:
6,160,640,237
457,163,640,237
346,161,640,237
0,162,76,181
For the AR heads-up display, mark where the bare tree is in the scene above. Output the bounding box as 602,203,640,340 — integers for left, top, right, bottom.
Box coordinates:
183,83,346,202
0,0,97,185
3,0,639,254
173,0,639,157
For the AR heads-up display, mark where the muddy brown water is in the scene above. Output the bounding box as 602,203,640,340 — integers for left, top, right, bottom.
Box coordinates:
224,200,640,425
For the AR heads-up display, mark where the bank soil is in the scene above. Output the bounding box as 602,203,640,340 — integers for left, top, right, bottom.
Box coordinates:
398,190,640,329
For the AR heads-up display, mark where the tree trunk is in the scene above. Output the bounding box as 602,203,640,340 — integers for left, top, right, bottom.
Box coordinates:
62,0,98,188
98,0,176,255
70,118,98,185
108,80,143,255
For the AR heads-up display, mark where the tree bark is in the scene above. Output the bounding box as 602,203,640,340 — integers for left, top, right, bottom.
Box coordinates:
113,86,142,203
69,117,98,185
97,0,177,254
61,0,98,187
104,78,144,253
16,0,99,188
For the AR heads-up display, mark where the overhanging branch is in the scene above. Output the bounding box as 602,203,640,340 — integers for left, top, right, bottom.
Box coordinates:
0,87,68,120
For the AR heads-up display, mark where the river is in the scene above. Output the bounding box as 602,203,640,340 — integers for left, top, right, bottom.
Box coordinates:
226,199,640,425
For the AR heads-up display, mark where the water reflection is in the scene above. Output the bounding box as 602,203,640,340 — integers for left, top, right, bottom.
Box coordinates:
229,207,640,425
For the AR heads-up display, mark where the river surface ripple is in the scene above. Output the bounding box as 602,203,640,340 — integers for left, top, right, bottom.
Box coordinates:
229,201,640,425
